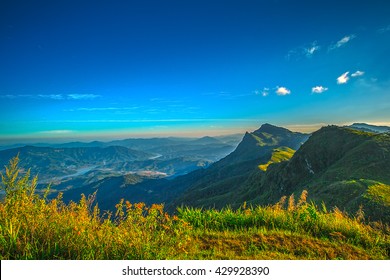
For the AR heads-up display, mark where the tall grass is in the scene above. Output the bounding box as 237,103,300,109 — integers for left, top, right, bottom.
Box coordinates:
0,157,192,259
0,157,388,259
178,191,389,251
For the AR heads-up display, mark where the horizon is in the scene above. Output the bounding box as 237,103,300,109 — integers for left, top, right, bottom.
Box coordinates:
1,1,390,143
1,121,389,146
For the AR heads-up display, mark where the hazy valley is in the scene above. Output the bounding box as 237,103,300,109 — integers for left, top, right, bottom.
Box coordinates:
1,122,390,260
1,123,389,223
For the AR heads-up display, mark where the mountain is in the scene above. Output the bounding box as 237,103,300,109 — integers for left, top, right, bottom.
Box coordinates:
168,124,390,223
347,123,390,134
189,136,223,145
167,124,309,210
237,126,390,223
214,134,244,146
47,124,307,213
52,141,106,148
0,141,106,151
58,169,206,212
0,146,153,182
107,136,238,162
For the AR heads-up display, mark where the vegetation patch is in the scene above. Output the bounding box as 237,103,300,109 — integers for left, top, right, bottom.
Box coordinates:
258,147,295,171
364,183,390,207
0,157,388,260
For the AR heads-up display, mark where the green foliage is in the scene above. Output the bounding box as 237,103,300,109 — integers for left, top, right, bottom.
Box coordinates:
0,155,37,199
0,157,388,260
259,146,295,171
364,183,390,207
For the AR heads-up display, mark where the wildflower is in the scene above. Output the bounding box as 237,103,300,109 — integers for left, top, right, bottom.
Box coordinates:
125,201,132,209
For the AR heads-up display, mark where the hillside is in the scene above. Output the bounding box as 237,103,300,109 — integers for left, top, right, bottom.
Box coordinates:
45,124,308,213
239,126,390,223
166,125,390,224
0,161,388,260
167,124,309,210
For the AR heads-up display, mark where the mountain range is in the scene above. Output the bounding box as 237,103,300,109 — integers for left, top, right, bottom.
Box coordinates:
0,146,152,182
0,135,242,195
1,123,389,223
347,123,390,134
171,123,390,223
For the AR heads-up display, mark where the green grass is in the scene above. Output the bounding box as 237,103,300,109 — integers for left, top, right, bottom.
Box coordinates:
0,157,389,260
364,182,390,207
258,146,295,171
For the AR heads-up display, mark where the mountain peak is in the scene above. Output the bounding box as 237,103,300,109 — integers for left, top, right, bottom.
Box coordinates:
254,123,292,135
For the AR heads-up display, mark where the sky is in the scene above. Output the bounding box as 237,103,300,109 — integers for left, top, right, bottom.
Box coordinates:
1,0,390,143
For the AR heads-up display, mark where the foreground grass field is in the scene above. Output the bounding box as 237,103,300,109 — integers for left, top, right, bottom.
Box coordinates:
0,157,389,259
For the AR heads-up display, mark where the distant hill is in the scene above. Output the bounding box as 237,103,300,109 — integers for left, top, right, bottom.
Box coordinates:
347,123,390,134
51,124,308,212
0,146,153,182
5,123,389,223
58,169,206,212
0,134,242,162
108,136,238,161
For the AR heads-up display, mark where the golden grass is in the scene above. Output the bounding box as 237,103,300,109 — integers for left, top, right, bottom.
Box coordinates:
0,157,389,260
258,147,295,171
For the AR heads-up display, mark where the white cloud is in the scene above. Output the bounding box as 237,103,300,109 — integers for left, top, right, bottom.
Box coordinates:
254,87,269,97
38,94,64,100
378,25,390,33
276,86,291,96
39,130,74,134
312,86,328,94
287,41,320,60
337,72,350,84
65,106,140,112
39,118,259,124
74,107,119,111
0,93,101,100
306,46,319,56
351,70,365,77
67,94,100,100
329,34,356,50
0,94,18,99
304,41,320,57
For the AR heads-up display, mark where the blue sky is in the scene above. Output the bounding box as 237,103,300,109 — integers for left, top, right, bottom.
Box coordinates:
1,0,390,143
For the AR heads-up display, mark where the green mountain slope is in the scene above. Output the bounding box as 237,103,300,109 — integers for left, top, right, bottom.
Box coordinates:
1,159,388,260
258,146,295,171
168,124,309,210
244,126,390,223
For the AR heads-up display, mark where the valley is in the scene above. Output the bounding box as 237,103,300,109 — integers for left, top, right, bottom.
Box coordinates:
1,122,389,260
1,123,389,224
0,134,242,199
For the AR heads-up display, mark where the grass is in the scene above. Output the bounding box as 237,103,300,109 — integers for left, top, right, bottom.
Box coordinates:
258,146,295,171
364,182,390,207
0,157,389,259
